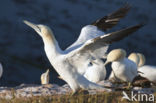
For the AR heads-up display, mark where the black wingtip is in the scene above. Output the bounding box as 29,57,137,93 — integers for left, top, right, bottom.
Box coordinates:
131,23,145,30
103,23,145,44
91,4,132,31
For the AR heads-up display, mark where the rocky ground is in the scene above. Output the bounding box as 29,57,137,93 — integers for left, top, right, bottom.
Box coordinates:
0,81,155,100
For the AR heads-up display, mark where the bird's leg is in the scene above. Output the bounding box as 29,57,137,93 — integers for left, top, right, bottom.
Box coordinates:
112,70,117,80
127,82,132,90
71,90,79,96
112,70,121,87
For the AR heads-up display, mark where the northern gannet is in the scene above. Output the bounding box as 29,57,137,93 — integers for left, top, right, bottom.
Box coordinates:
66,4,131,59
41,69,50,85
137,53,146,67
105,49,138,84
84,59,106,83
128,53,140,66
65,5,134,81
65,5,131,80
24,20,143,92
129,53,156,83
0,63,3,78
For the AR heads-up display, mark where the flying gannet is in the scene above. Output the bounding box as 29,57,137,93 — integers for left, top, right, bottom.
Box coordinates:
24,20,143,93
0,63,3,79
105,49,138,86
41,69,50,85
129,53,156,83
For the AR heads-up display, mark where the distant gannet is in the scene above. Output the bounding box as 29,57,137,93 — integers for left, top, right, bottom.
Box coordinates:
137,53,145,67
84,59,106,83
129,53,156,83
0,63,3,78
128,53,140,66
24,20,143,93
105,49,138,85
41,69,50,85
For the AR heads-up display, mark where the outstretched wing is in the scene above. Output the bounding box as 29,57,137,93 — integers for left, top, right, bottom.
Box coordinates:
66,4,130,52
91,4,130,31
75,24,143,57
67,24,143,74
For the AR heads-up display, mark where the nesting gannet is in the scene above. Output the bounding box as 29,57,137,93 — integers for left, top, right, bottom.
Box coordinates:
24,20,143,93
129,53,156,83
105,49,138,84
41,69,50,85
84,59,106,83
137,53,145,67
128,53,140,66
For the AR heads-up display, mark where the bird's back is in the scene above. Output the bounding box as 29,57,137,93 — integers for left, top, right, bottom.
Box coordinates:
138,65,156,82
112,58,137,82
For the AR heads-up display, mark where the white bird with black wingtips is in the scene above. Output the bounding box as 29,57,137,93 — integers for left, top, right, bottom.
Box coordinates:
65,4,132,75
66,5,134,83
66,4,131,59
24,20,143,93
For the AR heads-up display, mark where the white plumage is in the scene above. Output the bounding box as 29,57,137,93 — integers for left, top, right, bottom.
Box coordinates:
84,59,106,83
66,5,131,59
24,20,142,92
139,65,156,83
129,53,156,83
111,58,138,82
41,69,50,85
106,49,138,82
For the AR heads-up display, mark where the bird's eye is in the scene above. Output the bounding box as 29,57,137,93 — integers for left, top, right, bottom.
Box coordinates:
37,26,41,32
88,62,93,66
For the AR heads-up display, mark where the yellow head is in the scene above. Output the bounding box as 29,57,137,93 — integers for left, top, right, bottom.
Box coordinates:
137,53,146,67
104,48,126,65
41,69,50,85
128,52,140,66
23,20,54,38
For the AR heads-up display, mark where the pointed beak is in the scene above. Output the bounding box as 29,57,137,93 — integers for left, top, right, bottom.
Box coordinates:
23,20,40,33
91,60,98,65
104,60,110,66
46,69,49,74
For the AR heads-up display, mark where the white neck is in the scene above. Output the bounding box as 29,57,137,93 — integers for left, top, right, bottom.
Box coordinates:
42,35,63,61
